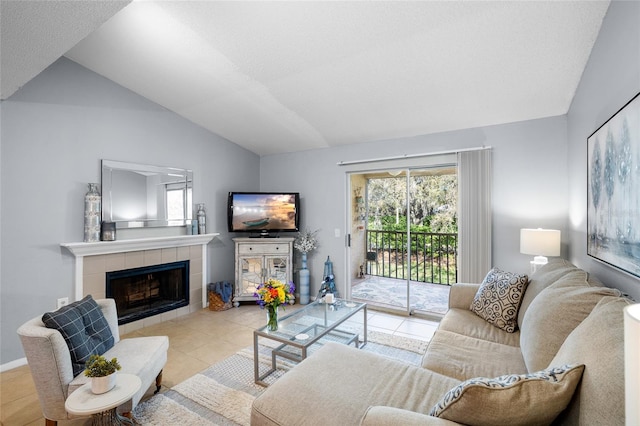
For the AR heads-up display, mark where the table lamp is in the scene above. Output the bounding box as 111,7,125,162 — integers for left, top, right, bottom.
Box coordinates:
625,304,640,425
520,228,561,274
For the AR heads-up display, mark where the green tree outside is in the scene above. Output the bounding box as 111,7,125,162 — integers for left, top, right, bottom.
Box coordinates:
366,173,458,284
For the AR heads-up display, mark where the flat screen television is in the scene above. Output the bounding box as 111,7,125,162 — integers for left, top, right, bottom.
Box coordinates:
227,192,300,236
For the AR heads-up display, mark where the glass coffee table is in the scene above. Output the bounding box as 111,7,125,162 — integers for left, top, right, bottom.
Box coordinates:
253,299,367,386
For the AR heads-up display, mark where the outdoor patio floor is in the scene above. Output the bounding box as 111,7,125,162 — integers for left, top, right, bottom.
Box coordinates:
351,275,451,316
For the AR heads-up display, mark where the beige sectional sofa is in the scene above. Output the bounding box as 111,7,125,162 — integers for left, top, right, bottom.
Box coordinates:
251,259,630,425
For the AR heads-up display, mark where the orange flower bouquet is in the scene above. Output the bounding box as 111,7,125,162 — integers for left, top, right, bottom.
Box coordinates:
255,279,295,331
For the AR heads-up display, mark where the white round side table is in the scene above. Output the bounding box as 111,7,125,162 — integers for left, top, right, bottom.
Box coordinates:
65,373,141,426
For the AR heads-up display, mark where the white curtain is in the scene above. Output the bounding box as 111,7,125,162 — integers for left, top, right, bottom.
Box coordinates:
457,149,492,282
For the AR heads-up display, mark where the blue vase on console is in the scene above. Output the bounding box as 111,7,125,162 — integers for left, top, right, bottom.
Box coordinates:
299,253,310,304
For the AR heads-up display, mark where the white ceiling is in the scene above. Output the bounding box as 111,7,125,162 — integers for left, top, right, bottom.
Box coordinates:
1,1,610,156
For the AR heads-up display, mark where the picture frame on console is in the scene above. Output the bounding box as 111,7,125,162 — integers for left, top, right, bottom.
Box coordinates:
587,92,640,278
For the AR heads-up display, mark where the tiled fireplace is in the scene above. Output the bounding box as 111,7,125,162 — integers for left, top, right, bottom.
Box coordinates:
61,234,217,333
106,260,190,325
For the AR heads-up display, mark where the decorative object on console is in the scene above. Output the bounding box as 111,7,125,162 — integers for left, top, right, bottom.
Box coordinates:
299,253,310,305
587,92,640,279
197,203,206,234
254,278,295,331
84,354,122,394
84,183,101,242
470,267,528,333
625,304,640,425
318,255,338,301
294,228,318,305
520,228,561,274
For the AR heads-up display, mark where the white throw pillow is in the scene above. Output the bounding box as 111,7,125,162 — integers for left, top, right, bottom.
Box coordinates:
429,364,585,426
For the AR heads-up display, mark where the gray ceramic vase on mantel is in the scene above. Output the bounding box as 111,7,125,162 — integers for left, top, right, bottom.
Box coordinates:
84,183,101,242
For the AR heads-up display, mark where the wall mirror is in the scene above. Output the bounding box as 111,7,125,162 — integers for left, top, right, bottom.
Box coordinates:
102,160,193,228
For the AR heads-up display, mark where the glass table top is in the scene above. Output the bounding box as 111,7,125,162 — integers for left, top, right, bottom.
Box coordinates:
255,299,366,345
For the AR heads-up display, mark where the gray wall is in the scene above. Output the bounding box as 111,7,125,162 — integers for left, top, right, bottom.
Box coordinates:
567,0,640,300
0,58,259,365
260,116,570,299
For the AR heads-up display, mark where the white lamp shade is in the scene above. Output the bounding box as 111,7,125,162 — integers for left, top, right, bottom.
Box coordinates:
520,228,561,256
625,304,640,425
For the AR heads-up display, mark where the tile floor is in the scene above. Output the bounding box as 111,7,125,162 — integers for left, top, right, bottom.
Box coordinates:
1,304,439,426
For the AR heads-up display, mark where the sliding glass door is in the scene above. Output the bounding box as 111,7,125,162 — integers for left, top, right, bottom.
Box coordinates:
348,165,457,317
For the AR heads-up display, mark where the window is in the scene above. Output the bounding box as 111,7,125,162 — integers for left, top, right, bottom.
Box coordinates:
166,184,192,221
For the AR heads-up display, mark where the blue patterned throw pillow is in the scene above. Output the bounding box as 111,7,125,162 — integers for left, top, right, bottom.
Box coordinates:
429,364,585,425
470,267,528,332
42,295,114,376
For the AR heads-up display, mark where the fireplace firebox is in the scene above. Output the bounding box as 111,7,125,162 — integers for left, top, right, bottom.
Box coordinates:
106,260,189,325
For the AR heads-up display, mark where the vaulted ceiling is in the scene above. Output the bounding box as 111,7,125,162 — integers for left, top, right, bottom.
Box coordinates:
1,1,610,156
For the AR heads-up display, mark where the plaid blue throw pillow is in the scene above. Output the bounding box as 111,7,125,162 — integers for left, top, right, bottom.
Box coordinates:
42,295,114,376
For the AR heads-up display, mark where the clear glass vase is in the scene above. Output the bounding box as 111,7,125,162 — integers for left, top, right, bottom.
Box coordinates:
266,305,278,331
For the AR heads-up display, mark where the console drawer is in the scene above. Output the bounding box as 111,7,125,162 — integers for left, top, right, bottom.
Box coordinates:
238,243,290,255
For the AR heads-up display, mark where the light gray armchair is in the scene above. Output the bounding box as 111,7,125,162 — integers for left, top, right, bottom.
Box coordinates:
17,298,169,426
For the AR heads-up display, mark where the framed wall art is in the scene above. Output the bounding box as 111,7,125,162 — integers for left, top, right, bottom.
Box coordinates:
587,92,640,278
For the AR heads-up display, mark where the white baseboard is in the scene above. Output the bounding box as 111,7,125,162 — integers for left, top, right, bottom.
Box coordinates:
1,357,27,372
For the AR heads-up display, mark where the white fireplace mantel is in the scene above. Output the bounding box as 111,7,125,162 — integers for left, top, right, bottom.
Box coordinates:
61,233,218,257
61,233,219,304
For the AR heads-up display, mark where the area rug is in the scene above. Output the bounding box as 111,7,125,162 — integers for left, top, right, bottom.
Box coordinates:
132,331,428,425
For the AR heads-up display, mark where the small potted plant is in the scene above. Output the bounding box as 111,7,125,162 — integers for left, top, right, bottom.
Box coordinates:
84,354,122,394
